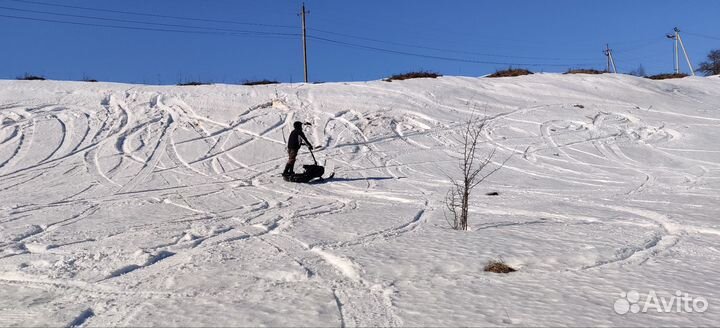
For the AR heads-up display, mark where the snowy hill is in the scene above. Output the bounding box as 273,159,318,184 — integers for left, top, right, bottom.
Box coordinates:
1,74,719,326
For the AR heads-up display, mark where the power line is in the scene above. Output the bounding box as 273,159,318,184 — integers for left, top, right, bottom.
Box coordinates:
310,15,559,48
0,13,299,39
308,27,598,61
1,0,296,29
1,1,708,76
0,5,602,68
615,52,667,63
308,35,602,68
684,31,720,41
613,38,666,54
1,2,601,64
0,5,299,36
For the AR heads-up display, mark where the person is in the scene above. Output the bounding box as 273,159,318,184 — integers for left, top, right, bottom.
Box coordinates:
283,121,314,177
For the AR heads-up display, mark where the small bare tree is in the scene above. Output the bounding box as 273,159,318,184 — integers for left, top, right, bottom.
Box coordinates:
697,49,720,76
445,115,507,230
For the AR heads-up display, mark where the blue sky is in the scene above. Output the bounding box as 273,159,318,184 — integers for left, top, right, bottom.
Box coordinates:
1,0,718,84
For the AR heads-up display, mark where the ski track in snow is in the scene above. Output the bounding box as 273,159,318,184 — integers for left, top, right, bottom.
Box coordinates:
1,75,720,326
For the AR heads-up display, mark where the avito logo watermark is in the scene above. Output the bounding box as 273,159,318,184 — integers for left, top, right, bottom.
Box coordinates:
614,290,709,314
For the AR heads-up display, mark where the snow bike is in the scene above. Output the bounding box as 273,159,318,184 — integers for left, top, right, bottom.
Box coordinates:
283,147,334,183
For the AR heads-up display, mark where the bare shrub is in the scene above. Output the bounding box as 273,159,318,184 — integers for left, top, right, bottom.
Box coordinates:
484,259,516,273
243,79,280,86
564,68,605,75
80,74,98,82
445,115,508,230
487,68,532,78
384,71,441,82
697,49,720,76
177,81,213,86
16,73,46,81
647,73,688,80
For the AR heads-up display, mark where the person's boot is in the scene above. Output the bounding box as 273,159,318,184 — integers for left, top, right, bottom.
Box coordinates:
282,164,293,177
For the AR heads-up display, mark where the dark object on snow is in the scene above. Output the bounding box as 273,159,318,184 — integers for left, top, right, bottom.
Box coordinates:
283,148,332,183
484,260,516,274
564,69,605,75
384,71,441,82
647,73,688,80
285,163,325,183
487,68,533,78
243,79,279,86
177,81,212,86
485,191,500,196
17,74,46,81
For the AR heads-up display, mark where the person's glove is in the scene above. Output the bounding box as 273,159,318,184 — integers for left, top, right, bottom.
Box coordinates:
308,145,314,150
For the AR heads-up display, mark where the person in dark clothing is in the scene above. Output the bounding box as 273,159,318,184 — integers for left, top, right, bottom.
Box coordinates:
283,121,314,177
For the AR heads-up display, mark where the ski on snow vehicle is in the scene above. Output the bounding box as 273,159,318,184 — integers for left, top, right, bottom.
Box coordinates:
283,147,334,183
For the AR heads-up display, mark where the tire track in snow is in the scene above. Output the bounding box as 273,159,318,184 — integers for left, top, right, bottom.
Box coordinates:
66,308,94,328
0,120,34,173
170,99,273,146
0,273,168,297
533,119,635,185
144,171,406,325
38,115,68,164
0,109,111,180
0,125,20,145
439,105,624,192
392,119,430,150
0,171,45,192
262,233,403,327
0,205,99,258
158,96,223,175
260,192,427,326
82,95,132,188
310,208,427,250
588,113,658,194
100,250,176,281
482,109,628,189
114,116,163,166
581,204,683,269
0,272,187,326
83,147,121,188
68,113,92,155
157,95,257,179
295,90,389,180
116,114,174,193
165,128,214,178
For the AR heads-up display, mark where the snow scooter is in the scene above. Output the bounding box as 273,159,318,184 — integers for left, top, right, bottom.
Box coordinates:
283,147,334,183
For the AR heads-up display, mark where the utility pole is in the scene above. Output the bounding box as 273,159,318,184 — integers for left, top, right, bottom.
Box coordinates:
666,29,679,74
674,29,679,74
675,27,695,76
605,44,611,73
300,3,309,83
604,44,617,73
666,27,695,76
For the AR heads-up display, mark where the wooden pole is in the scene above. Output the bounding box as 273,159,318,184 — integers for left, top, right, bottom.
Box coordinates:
676,29,695,76
301,3,309,83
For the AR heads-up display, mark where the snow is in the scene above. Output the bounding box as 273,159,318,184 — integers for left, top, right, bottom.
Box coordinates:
1,74,719,326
